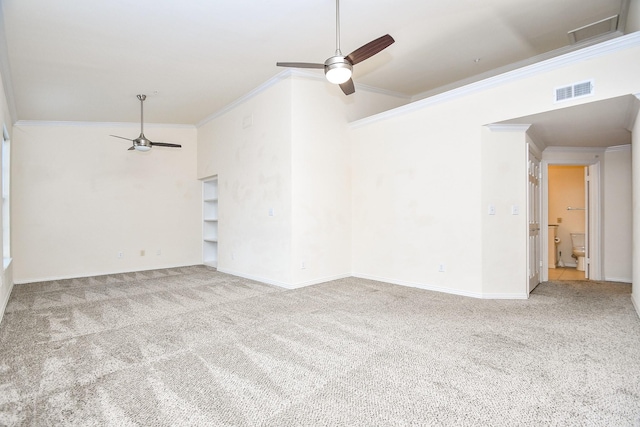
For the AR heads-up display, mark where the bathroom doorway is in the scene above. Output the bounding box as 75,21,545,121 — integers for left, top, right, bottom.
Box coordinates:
546,163,600,281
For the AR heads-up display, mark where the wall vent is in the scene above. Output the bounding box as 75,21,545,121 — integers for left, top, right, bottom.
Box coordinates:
554,80,594,103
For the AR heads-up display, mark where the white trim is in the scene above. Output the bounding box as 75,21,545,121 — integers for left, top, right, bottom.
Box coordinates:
196,71,292,127
349,32,640,129
352,273,528,300
3,257,11,270
412,31,623,102
196,69,410,128
216,267,350,290
286,68,410,99
632,294,640,319
0,279,13,325
12,263,200,285
485,124,531,132
605,144,632,152
603,276,632,283
543,146,607,154
14,120,195,129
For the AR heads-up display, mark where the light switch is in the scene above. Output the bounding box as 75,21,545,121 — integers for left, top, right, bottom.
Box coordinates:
511,205,519,215
488,204,496,215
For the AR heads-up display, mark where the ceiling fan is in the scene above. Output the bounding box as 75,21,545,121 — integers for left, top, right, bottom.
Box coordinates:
276,0,394,95
110,94,182,152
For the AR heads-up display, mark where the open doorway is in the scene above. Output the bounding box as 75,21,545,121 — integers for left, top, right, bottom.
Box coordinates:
547,165,587,281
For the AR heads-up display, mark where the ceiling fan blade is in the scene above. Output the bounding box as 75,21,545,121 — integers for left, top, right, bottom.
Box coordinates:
346,34,395,65
276,62,325,69
110,134,134,141
150,142,182,148
128,146,135,150
339,79,355,96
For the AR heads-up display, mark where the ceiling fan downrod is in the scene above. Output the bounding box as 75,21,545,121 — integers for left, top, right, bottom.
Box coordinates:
335,0,342,56
137,94,146,136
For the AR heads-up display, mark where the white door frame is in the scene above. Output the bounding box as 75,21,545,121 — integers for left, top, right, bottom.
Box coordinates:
540,157,602,281
527,148,542,292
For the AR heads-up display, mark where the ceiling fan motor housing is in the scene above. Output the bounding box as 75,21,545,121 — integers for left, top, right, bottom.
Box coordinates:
324,56,353,84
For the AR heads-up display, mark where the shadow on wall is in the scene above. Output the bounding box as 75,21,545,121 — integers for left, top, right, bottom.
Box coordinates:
548,165,585,268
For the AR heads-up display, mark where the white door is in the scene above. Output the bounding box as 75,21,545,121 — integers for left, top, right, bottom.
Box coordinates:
584,166,590,279
528,150,541,293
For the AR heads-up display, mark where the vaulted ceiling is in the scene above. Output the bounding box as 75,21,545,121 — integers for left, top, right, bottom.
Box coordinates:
0,0,632,126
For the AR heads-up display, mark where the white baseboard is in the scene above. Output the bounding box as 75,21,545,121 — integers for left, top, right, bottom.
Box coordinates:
216,267,350,289
0,280,14,326
603,276,632,284
352,272,529,300
13,263,202,285
632,294,640,320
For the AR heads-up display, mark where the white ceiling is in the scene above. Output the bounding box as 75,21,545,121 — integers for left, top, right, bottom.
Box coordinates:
0,0,631,126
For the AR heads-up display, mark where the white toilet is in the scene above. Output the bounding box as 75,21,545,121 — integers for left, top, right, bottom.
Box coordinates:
570,233,586,271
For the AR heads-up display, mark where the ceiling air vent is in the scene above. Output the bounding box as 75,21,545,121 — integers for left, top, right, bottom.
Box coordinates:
568,15,619,44
554,80,594,103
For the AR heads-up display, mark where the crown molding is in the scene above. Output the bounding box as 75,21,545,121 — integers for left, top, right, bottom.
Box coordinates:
543,146,607,153
196,70,293,128
349,32,640,130
14,120,195,129
196,69,411,128
485,124,531,132
605,143,631,152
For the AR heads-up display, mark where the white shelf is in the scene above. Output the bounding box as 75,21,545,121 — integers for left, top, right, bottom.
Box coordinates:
203,177,218,268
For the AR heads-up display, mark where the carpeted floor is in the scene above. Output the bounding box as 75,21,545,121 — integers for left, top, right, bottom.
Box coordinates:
0,265,639,426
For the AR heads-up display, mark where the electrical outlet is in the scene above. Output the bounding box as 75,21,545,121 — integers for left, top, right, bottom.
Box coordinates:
301,261,306,269
117,251,123,259
438,264,446,272
488,204,496,215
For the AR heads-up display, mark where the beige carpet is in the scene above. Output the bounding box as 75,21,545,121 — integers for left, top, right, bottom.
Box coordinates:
1,265,639,426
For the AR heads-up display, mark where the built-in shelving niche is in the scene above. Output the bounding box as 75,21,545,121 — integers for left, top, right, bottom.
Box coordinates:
202,176,218,268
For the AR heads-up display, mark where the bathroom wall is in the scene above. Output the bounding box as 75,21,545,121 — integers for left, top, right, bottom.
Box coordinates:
548,165,585,267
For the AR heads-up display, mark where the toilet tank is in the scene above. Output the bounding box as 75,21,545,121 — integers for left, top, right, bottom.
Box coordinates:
570,233,585,248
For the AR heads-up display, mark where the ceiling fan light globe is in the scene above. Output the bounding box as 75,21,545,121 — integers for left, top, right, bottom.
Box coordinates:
134,145,151,152
324,56,352,84
326,67,352,84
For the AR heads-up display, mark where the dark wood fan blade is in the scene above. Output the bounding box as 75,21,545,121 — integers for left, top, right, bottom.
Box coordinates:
128,146,135,150
340,79,355,96
276,62,325,69
150,142,182,148
110,134,134,141
346,34,395,65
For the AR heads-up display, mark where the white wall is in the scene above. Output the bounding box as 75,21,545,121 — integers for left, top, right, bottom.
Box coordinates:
603,145,633,282
481,127,528,297
197,75,407,288
197,79,294,286
290,78,352,286
627,0,640,33
0,64,13,324
350,35,640,298
632,102,640,317
12,123,201,283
